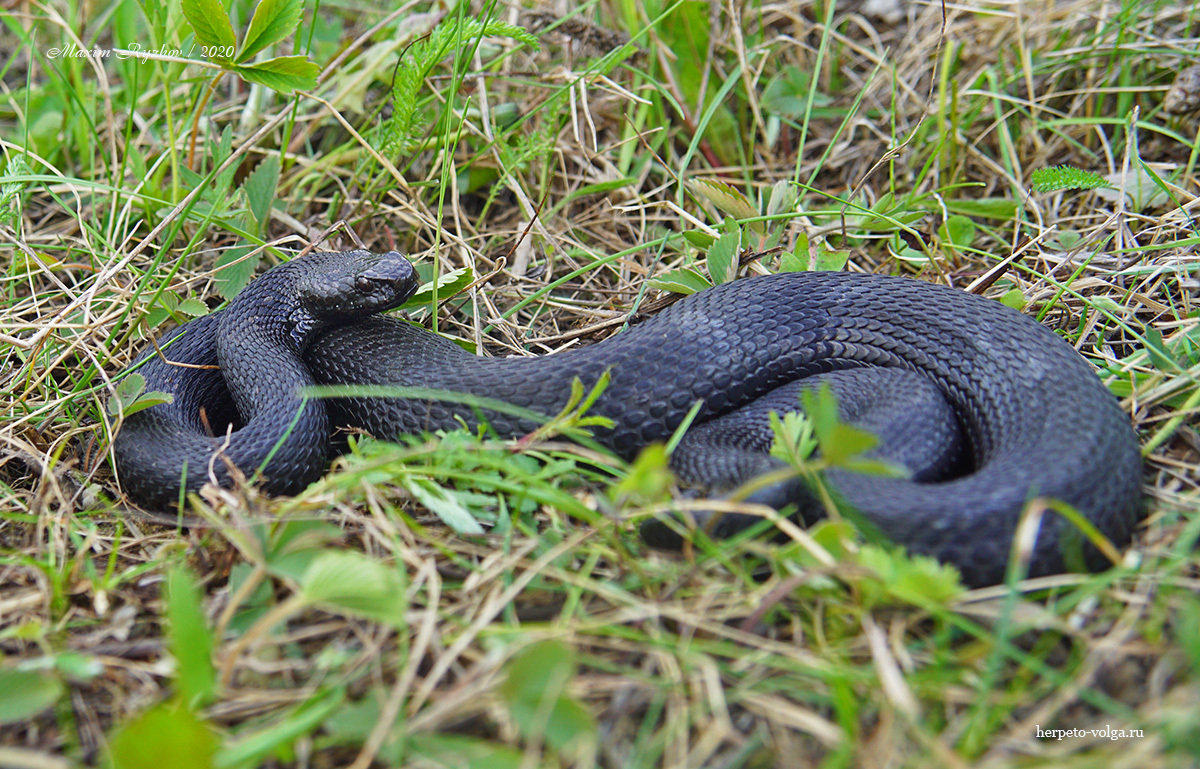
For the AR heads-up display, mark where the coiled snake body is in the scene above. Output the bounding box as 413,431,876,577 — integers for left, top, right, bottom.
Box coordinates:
113,251,1142,587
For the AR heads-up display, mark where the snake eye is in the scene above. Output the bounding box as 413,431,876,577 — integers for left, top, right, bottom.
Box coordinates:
356,276,374,294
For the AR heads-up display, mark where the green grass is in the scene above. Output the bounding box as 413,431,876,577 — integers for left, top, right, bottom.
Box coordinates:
2,0,1199,766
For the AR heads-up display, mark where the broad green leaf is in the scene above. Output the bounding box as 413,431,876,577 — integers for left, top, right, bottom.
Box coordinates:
177,297,210,317
109,702,217,769
243,154,280,234
938,214,976,250
857,545,964,607
0,669,63,724
214,245,258,300
689,178,760,231
681,229,716,249
237,0,303,63
647,267,712,295
800,386,877,467
999,288,1026,310
706,217,740,285
165,566,216,709
499,640,596,756
234,56,319,95
299,551,406,628
401,267,475,310
812,247,849,272
108,373,174,418
182,0,236,54
403,478,485,535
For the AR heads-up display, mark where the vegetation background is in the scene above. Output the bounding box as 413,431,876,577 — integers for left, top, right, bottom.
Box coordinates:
1,0,1198,766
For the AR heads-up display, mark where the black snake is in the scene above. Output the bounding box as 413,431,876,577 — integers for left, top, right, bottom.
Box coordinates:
112,250,1142,586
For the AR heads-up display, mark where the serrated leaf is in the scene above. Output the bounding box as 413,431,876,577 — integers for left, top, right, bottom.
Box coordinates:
299,552,406,628
108,374,175,417
403,478,485,535
689,178,760,228
214,246,258,300
243,155,280,234
813,247,848,272
109,702,217,769
500,640,596,756
401,267,475,310
706,218,740,285
647,268,712,295
234,56,319,95
177,298,210,317
165,567,215,709
0,669,63,724
182,0,236,53
237,0,303,63
110,373,146,414
1030,165,1114,193
857,545,964,606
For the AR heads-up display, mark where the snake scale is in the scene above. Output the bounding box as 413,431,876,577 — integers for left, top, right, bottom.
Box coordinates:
112,250,1142,587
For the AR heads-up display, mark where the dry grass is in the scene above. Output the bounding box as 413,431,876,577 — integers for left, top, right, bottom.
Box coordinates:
2,0,1199,767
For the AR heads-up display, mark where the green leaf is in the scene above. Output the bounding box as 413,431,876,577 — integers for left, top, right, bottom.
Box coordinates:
681,229,716,249
856,545,964,607
999,288,1026,310
779,249,806,273
706,217,740,285
214,246,258,300
766,179,797,217
182,0,236,54
109,702,218,769
165,566,216,709
243,155,280,235
938,214,976,250
237,0,303,63
1030,165,1114,192
177,298,210,317
647,267,712,295
1143,327,1179,372
612,443,673,505
689,178,761,232
800,386,876,467
499,640,596,756
812,247,848,272
402,478,486,535
0,669,63,724
401,267,475,311
108,373,174,418
233,56,319,95
298,551,406,628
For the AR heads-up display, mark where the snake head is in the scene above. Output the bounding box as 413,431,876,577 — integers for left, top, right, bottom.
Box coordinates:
300,250,420,319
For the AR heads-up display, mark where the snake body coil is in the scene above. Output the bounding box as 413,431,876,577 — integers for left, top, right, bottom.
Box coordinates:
113,251,1142,587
